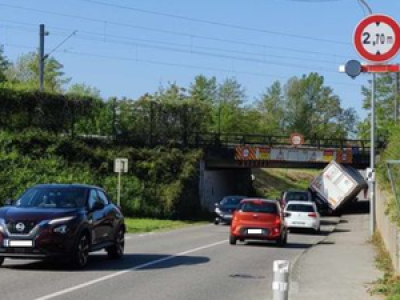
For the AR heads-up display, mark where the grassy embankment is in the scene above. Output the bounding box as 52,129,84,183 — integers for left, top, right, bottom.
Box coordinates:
252,168,318,199
125,168,317,233
125,218,206,233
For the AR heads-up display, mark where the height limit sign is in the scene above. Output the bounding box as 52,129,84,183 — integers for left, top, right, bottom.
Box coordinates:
354,14,400,63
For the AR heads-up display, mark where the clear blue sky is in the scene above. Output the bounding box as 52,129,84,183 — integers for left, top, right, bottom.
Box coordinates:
0,0,399,120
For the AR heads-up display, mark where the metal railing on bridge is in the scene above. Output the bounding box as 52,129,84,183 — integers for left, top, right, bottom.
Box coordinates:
79,131,378,153
186,132,373,152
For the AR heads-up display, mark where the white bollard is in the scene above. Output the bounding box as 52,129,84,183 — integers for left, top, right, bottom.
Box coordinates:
272,260,290,300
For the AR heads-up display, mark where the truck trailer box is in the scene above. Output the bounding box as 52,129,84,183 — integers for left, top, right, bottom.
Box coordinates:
309,160,367,211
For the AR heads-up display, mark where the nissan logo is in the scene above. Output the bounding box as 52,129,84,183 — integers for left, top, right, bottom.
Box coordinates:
15,222,25,232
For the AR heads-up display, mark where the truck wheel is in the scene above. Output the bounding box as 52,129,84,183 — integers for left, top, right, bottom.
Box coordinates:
229,235,237,245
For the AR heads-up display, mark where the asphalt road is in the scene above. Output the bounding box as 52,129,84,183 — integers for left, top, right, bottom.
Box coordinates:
0,220,336,300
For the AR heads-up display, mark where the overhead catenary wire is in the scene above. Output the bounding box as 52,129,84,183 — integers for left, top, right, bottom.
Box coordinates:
78,0,351,45
60,50,365,87
1,25,340,72
3,42,363,88
0,2,365,89
45,30,78,58
0,19,347,64
0,4,351,60
0,20,343,66
0,3,348,58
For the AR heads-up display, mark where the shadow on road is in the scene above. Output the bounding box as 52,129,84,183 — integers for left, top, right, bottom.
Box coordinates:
333,228,351,233
288,228,330,236
320,219,339,226
2,253,210,272
318,240,335,245
241,241,314,250
340,200,370,215
229,273,266,280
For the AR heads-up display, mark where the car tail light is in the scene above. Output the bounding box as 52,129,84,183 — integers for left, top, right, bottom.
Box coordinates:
274,216,281,225
308,213,317,218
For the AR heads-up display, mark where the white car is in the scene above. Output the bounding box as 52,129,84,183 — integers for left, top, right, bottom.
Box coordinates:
284,201,320,233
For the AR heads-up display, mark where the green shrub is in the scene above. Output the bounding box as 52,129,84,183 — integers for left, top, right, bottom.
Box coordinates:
0,130,202,219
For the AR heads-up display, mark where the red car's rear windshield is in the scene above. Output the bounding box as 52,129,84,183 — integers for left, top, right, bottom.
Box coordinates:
240,202,277,214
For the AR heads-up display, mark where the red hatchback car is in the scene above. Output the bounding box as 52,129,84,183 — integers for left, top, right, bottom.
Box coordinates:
230,199,288,246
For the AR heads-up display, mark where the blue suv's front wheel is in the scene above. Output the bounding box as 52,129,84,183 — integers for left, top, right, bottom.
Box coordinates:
72,234,90,268
107,227,125,259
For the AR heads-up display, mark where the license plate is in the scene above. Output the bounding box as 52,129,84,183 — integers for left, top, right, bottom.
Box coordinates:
293,222,305,225
8,240,33,248
247,229,263,234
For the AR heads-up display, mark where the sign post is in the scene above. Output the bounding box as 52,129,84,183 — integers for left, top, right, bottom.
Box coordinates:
114,158,129,207
349,13,400,237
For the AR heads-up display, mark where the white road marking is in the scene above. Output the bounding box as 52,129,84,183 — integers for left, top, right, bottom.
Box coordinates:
138,232,155,237
33,240,227,300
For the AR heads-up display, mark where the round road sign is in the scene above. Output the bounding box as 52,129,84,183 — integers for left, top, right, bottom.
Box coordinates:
345,60,362,78
354,14,400,63
290,133,304,147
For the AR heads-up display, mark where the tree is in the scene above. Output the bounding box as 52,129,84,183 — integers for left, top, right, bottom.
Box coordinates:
0,45,10,83
66,83,114,136
216,78,247,133
358,74,396,140
256,81,285,135
189,75,218,104
284,76,314,135
67,83,101,99
284,73,356,139
6,52,70,92
338,107,359,138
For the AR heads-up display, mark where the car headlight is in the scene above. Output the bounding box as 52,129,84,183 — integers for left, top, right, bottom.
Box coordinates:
215,208,222,214
53,225,69,234
48,216,75,225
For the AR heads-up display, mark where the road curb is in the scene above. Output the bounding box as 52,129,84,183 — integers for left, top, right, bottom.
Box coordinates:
288,215,342,299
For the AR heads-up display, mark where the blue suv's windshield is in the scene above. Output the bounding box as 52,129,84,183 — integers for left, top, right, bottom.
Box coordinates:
15,188,87,209
220,197,244,206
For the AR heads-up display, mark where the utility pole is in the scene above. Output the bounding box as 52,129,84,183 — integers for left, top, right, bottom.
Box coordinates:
370,73,376,236
39,24,45,92
396,72,400,123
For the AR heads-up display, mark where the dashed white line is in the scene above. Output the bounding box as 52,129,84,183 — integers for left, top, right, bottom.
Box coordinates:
33,239,227,300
